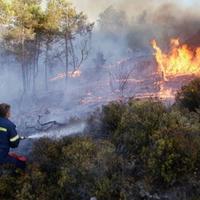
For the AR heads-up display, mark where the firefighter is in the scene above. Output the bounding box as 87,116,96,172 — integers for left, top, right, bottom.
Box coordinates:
0,103,26,170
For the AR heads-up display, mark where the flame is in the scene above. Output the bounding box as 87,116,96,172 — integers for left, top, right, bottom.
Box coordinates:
152,38,200,79
50,70,81,81
158,84,175,100
68,70,81,78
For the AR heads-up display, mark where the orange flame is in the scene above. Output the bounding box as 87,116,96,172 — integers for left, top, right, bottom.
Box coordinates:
152,39,200,79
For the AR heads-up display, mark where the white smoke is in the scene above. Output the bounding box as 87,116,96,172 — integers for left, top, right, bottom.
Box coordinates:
1,0,200,141
71,0,199,21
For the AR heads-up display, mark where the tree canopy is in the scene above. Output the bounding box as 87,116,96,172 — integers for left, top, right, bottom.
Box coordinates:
0,0,93,94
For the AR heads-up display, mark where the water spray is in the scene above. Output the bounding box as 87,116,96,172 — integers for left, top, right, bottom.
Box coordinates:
20,121,86,140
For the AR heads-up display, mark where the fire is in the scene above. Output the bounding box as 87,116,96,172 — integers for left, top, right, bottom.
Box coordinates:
50,70,81,81
68,70,81,78
158,84,175,100
152,38,200,79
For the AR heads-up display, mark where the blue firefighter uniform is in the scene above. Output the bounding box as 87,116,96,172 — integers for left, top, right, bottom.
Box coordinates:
0,117,25,170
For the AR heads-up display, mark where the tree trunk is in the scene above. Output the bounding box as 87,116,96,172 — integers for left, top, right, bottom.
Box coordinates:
65,35,69,84
21,34,27,94
31,34,41,95
21,63,26,94
36,40,40,76
32,37,37,94
45,41,50,91
69,38,76,71
27,63,31,90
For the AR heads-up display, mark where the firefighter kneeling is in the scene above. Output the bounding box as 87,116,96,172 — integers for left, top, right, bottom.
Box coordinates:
0,103,26,171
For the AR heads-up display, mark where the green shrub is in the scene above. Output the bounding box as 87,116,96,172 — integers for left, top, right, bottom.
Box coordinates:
148,130,200,185
101,102,126,137
114,100,166,155
176,78,200,112
1,90,200,199
86,102,126,139
0,175,17,199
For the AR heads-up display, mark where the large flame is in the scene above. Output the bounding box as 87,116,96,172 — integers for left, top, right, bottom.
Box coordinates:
152,39,200,79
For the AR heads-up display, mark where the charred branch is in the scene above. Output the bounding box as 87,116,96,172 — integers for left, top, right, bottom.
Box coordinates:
25,115,66,132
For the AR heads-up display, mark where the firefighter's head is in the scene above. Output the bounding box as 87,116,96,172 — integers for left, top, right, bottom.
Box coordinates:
0,103,11,118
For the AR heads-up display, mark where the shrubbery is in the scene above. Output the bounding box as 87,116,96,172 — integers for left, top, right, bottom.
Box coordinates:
176,78,200,111
1,79,200,199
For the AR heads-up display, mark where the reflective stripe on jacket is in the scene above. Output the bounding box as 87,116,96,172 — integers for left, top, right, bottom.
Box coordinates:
0,117,20,158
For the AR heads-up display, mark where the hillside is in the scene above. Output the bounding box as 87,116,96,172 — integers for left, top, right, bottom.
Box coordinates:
1,79,200,200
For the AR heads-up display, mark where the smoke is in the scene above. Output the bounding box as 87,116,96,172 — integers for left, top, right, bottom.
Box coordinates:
124,2,200,51
0,0,200,141
88,0,200,53
149,2,200,40
72,0,200,21
0,55,21,103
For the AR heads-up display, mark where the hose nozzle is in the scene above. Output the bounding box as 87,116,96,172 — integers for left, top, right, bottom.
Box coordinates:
20,136,27,140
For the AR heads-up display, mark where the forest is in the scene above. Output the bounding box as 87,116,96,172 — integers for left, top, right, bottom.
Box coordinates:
0,0,200,200
0,0,93,94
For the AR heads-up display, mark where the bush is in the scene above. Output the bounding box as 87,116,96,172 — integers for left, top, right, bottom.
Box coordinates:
30,137,124,199
113,100,166,155
101,102,126,137
148,130,200,185
176,78,200,112
1,88,200,199
86,102,126,139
